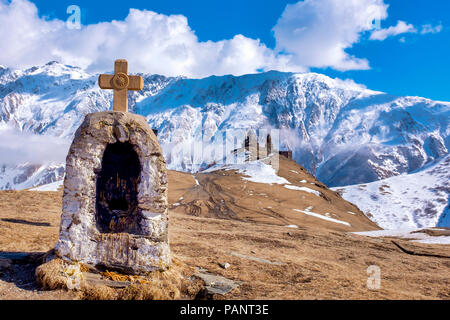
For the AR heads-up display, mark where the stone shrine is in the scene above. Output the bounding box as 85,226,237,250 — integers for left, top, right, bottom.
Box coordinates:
54,59,170,274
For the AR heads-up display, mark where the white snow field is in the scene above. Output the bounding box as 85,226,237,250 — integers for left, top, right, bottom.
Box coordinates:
334,154,450,229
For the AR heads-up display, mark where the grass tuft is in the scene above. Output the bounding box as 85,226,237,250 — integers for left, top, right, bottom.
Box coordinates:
36,256,202,300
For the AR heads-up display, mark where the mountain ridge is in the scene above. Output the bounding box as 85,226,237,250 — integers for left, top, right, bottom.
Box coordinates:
0,61,449,192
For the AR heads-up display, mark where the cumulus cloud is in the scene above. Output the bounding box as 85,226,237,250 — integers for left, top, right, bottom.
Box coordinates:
332,77,369,91
420,23,443,34
0,127,70,165
369,20,417,40
0,0,440,76
272,0,388,71
0,0,302,77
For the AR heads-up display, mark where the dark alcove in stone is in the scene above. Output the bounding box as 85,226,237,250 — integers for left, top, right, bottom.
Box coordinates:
96,141,142,234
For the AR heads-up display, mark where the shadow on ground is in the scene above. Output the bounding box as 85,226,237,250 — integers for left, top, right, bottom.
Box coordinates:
0,251,46,291
1,218,51,227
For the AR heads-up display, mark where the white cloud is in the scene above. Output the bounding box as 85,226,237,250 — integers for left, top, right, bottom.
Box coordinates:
272,0,388,71
420,23,443,34
0,127,70,165
332,78,369,91
369,20,417,40
0,0,437,76
0,0,302,77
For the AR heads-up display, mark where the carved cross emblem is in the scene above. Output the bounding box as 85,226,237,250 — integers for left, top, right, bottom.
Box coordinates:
98,59,144,112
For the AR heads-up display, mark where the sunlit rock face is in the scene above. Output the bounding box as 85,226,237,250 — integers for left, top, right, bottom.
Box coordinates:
55,111,170,274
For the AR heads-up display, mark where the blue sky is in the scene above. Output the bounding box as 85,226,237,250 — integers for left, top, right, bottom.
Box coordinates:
320,1,450,102
2,0,450,101
32,0,296,47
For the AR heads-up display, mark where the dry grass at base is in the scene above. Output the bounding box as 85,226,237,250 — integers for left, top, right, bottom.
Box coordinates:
35,255,202,300
35,256,70,291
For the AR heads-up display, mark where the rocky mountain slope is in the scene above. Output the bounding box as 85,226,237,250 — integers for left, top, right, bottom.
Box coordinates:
172,156,380,232
0,61,449,191
334,154,450,229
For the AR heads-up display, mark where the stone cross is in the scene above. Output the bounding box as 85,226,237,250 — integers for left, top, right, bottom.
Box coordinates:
98,59,144,112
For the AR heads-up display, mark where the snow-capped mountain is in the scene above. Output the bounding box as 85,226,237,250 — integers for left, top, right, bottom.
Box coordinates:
0,61,449,192
0,162,64,190
334,154,450,229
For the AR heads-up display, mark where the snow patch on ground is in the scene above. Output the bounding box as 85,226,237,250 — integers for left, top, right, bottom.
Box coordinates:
284,185,320,196
204,161,290,185
204,160,324,199
293,209,351,226
353,229,450,245
29,180,63,191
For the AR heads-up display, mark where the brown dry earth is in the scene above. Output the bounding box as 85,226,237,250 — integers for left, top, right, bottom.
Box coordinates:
0,157,449,299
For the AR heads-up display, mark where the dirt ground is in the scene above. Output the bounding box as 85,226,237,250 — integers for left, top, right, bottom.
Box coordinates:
0,158,449,300
171,157,380,232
